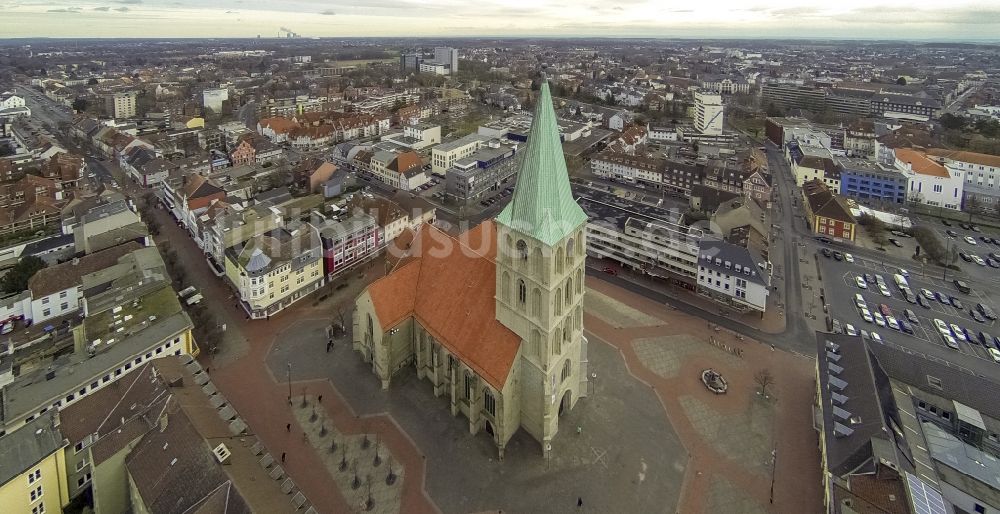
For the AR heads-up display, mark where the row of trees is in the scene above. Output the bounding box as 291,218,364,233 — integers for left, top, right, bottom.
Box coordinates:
911,225,958,267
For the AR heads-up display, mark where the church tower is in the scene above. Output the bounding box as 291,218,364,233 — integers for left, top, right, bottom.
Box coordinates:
494,81,588,457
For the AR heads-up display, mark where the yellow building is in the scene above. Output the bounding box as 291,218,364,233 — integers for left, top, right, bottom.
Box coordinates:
0,415,69,514
224,225,325,319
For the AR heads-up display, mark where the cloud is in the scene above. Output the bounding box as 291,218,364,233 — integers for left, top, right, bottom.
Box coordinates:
320,9,336,15
47,8,79,12
115,0,142,3
93,6,110,10
114,6,130,12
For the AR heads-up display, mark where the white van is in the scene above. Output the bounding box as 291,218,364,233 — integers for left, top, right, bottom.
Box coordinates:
893,274,909,291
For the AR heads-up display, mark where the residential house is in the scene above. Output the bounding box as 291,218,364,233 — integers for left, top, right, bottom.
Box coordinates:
224,225,325,319
895,148,963,210
802,179,857,242
0,415,68,514
696,238,770,313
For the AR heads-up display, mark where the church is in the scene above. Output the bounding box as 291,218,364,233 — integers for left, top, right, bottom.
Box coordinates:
351,82,589,458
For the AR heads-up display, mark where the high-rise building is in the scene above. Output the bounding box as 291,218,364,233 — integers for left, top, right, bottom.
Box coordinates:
433,47,459,74
694,91,724,136
400,53,421,73
103,91,137,119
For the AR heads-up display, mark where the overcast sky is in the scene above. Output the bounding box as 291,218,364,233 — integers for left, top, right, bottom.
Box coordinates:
2,0,999,40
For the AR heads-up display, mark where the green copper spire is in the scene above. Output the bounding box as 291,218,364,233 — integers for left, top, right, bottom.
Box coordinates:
496,81,588,246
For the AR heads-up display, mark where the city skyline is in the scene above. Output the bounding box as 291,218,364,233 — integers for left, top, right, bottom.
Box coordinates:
2,0,1000,40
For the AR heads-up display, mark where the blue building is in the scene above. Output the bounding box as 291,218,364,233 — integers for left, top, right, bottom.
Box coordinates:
837,157,908,205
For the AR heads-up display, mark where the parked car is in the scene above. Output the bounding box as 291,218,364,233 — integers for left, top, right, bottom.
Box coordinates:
954,280,971,294
941,333,959,349
989,348,1000,364
950,296,964,310
951,323,967,341
935,291,949,304
860,308,874,323
871,332,884,344
832,319,843,334
965,236,978,245
878,284,891,297
889,238,904,248
978,331,993,348
821,248,831,258
855,276,868,289
917,295,930,308
886,316,900,331
942,219,953,226
946,229,958,237
904,309,919,324
960,252,973,262
934,318,950,335
971,310,986,323
961,222,972,230
899,320,914,334
977,303,998,320
864,273,875,284
845,253,855,263
833,251,843,261
874,312,887,327
921,288,935,300
845,324,858,336
854,294,868,310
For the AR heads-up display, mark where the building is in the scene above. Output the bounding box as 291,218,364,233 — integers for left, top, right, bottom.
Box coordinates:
802,179,857,242
202,88,229,114
224,225,325,319
761,83,826,113
895,148,963,210
435,47,459,73
316,212,380,278
927,148,1000,212
694,91,724,136
400,53,421,73
871,93,941,121
0,248,197,436
381,123,441,150
579,189,703,288
815,332,1000,514
103,92,138,119
445,141,518,206
0,93,26,111
352,82,587,459
0,415,68,514
836,157,908,205
430,133,489,175
696,238,770,313
26,242,142,325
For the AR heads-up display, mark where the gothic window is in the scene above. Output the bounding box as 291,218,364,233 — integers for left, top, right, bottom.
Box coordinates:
484,389,496,416
531,288,541,317
516,240,528,262
554,288,562,315
464,372,473,400
530,329,541,358
576,306,583,329
553,328,562,355
561,359,572,382
576,269,583,294
517,280,527,306
531,247,543,277
501,272,511,303
566,238,575,266
555,246,565,274
565,278,573,307
505,234,513,262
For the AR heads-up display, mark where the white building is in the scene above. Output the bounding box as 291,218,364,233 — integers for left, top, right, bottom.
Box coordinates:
202,88,229,114
648,125,678,142
431,133,489,174
433,47,459,74
0,93,26,111
696,239,770,313
103,91,137,119
694,91,724,136
895,148,964,210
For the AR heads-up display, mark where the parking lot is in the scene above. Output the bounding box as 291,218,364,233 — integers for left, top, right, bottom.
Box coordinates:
820,250,1000,366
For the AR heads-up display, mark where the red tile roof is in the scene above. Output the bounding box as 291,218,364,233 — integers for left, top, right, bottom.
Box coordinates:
364,221,519,389
894,148,950,178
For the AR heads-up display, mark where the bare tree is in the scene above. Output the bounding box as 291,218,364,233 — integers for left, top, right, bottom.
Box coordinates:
754,369,775,396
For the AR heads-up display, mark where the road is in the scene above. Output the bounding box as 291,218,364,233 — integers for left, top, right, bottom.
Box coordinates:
16,84,72,128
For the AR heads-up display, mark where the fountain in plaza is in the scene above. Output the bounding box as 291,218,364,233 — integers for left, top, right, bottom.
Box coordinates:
701,368,728,394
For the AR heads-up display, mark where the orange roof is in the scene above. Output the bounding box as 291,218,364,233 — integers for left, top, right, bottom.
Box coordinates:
894,148,950,178
364,221,519,389
927,148,1000,169
390,151,422,173
259,117,300,134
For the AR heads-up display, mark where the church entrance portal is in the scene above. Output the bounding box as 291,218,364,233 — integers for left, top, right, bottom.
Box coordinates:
558,390,572,416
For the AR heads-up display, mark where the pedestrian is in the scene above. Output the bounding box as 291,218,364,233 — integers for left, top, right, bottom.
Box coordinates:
281,452,286,463
326,341,332,353
286,423,291,432
205,367,209,374
318,395,323,403
302,431,307,443
577,497,583,509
